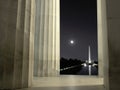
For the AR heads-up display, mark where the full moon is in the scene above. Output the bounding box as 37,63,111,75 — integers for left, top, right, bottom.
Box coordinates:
70,40,74,44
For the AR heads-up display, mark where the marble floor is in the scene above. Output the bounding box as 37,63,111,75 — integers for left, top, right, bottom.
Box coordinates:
17,76,105,90
32,76,103,87
17,85,105,90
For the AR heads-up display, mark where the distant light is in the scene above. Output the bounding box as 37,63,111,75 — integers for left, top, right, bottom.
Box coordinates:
84,63,87,67
88,60,92,63
70,40,74,44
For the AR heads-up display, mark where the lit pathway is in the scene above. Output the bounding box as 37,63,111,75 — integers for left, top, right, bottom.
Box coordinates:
60,65,81,71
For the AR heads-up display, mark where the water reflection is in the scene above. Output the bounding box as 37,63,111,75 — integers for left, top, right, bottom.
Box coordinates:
60,64,98,75
77,66,98,75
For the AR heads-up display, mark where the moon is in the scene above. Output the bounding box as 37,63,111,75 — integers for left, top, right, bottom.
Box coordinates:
70,40,74,44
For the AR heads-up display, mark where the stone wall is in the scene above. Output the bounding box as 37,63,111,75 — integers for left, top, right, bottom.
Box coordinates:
106,0,120,90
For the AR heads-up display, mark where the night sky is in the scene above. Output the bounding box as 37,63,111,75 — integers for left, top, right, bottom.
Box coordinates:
60,0,98,61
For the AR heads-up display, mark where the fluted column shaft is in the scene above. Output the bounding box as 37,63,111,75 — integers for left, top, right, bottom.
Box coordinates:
34,0,60,77
0,0,35,89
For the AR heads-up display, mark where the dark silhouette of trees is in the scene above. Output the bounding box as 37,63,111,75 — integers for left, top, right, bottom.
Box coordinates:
60,57,83,75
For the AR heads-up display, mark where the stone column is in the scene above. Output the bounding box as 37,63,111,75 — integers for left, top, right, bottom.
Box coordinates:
34,0,60,77
97,0,109,90
106,0,120,90
0,0,35,89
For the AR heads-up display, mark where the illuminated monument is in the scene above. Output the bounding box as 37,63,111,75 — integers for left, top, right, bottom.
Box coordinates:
82,46,97,75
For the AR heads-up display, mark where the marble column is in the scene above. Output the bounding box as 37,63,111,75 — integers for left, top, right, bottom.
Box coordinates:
106,0,120,90
97,0,109,90
34,0,60,77
98,0,120,90
0,0,35,89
